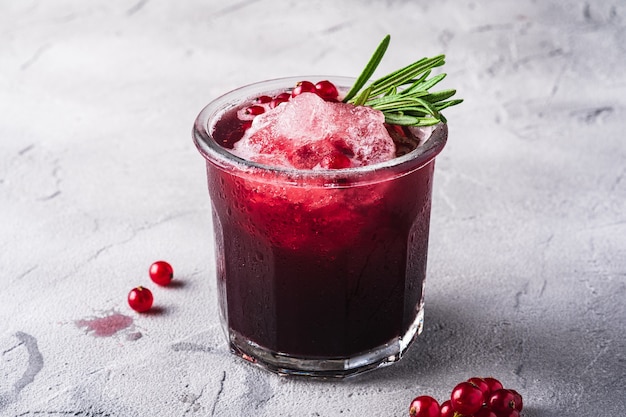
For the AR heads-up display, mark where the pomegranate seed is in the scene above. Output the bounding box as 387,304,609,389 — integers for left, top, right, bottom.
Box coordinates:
244,105,265,116
270,92,291,109
255,95,272,104
291,80,316,97
315,80,339,100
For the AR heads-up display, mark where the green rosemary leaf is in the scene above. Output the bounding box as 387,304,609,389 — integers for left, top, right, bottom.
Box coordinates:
366,95,424,108
383,113,421,125
435,99,464,111
402,108,428,116
368,57,445,97
402,73,447,95
353,86,373,106
422,89,457,103
383,86,397,96
413,117,443,126
411,97,440,117
384,113,442,126
398,71,433,95
412,70,432,85
346,35,462,126
375,104,426,114
369,57,428,90
366,90,431,108
342,35,390,103
370,56,437,88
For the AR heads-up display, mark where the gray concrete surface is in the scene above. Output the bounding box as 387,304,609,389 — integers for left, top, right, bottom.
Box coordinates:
1,0,624,415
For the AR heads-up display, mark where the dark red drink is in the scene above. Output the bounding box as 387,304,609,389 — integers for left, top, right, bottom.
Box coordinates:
193,77,447,377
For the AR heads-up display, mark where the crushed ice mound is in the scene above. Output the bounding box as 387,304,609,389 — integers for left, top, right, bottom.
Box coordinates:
231,93,396,169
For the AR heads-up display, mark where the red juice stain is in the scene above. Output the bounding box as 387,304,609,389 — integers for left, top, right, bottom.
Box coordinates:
75,312,134,337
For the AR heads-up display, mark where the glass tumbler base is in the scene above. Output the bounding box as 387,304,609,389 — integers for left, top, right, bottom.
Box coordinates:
228,308,424,379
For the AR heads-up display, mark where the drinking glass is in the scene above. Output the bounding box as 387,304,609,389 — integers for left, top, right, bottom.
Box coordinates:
193,76,447,378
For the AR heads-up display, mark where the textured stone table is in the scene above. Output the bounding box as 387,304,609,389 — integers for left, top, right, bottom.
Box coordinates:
1,1,624,416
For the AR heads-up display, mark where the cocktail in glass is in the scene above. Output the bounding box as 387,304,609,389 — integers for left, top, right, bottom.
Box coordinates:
193,76,447,378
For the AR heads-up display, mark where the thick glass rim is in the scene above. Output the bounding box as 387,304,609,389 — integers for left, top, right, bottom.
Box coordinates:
192,76,448,186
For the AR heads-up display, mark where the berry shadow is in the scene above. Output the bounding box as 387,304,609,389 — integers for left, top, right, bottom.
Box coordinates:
143,305,168,316
346,297,624,415
349,300,465,384
346,298,523,385
167,279,186,289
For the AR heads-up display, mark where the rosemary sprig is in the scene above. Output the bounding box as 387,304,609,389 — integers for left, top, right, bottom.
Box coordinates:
343,35,463,126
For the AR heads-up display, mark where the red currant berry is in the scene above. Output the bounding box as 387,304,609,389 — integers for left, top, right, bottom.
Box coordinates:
483,377,503,395
291,80,316,97
496,409,520,417
149,260,173,286
488,389,516,414
390,124,407,137
450,381,484,416
255,95,272,104
468,377,490,402
439,400,454,417
244,105,265,116
128,286,153,312
508,390,523,412
474,408,497,417
409,396,440,417
270,92,291,109
315,80,339,100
